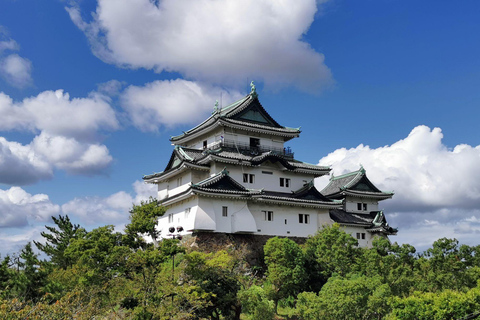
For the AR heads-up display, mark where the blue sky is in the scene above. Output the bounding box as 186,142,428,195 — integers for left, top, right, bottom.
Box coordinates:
1,0,479,255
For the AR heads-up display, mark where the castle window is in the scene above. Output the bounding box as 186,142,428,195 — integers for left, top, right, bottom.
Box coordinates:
363,203,368,211
222,206,228,217
299,214,310,224
177,177,182,187
263,210,274,221
168,214,173,223
280,178,290,187
203,140,207,149
184,208,190,219
357,203,362,211
243,173,255,184
250,137,260,148
356,232,366,240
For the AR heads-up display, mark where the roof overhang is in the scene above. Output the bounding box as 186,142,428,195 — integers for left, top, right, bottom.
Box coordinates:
143,162,210,183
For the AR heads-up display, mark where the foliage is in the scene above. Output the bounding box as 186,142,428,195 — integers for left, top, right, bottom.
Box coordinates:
238,285,275,320
5,207,480,320
183,251,241,320
125,197,165,248
387,284,480,319
304,224,360,286
34,215,86,269
264,237,306,312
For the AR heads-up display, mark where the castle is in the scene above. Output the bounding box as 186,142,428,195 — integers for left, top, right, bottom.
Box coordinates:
143,83,397,247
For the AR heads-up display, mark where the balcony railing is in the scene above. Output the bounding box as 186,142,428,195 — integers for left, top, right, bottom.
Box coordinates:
205,139,294,159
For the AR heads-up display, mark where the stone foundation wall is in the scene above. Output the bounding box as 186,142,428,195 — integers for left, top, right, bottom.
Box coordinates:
183,232,307,269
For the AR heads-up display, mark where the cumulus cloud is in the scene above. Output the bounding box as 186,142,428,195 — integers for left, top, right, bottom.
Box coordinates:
0,89,119,184
0,132,113,185
0,30,33,88
317,126,480,211
121,79,243,131
0,54,33,88
0,181,156,257
0,187,60,228
0,137,53,185
66,0,333,91
0,90,119,141
316,125,480,249
31,132,113,176
62,180,157,225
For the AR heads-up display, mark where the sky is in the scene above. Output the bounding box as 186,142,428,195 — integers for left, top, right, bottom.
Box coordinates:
0,0,479,255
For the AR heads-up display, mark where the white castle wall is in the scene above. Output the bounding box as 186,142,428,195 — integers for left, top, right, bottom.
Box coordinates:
345,197,379,213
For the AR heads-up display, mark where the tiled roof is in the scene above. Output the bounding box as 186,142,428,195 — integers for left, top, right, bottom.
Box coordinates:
329,209,398,235
170,94,300,142
144,148,330,182
321,166,393,199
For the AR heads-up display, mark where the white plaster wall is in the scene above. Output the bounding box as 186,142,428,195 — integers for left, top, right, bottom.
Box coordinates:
341,226,376,248
225,164,315,193
187,127,224,149
345,197,379,213
169,171,192,197
248,202,328,237
191,170,209,184
201,198,257,234
157,181,169,200
157,197,199,238
224,131,285,151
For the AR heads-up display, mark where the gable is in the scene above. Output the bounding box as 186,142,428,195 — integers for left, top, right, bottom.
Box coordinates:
231,99,282,128
351,176,381,193
207,177,246,191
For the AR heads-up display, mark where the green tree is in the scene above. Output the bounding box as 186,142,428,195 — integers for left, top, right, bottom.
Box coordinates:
238,285,275,320
0,256,13,298
297,275,391,320
13,242,48,302
125,197,165,248
304,224,360,288
264,237,306,313
34,215,86,269
184,251,241,320
64,225,130,285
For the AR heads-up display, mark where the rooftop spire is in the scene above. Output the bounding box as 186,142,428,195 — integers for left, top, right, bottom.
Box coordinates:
250,81,258,98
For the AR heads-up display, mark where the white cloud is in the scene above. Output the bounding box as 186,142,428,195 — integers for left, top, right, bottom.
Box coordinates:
0,54,33,88
316,125,480,249
0,137,53,185
0,181,156,257
31,131,113,176
66,0,333,91
0,39,18,53
0,30,33,88
317,126,480,211
62,180,157,225
0,89,119,184
0,133,113,185
121,79,243,131
0,89,119,141
0,187,60,228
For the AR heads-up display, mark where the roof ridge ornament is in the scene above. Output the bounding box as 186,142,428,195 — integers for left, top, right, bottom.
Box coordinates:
250,81,258,98
213,100,219,114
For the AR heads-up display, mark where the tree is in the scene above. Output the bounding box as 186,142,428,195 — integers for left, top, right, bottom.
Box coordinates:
184,251,241,320
264,237,306,313
238,285,275,320
34,215,86,269
64,225,130,285
304,224,360,289
297,275,391,320
13,242,48,302
125,197,165,248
